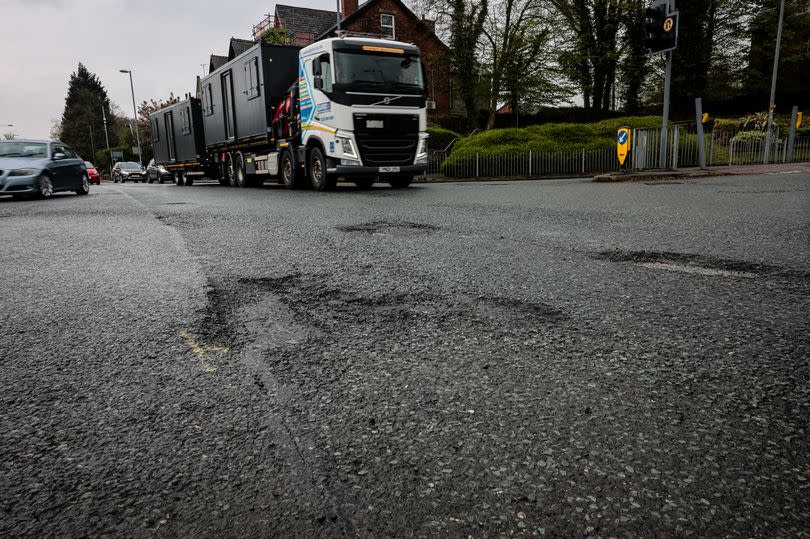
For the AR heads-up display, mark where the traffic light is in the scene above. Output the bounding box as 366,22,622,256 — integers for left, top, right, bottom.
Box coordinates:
644,0,679,54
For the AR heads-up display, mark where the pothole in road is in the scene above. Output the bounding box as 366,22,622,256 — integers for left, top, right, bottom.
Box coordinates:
336,220,439,235
592,250,807,281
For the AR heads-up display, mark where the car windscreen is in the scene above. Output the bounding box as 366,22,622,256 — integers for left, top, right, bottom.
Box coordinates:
120,162,141,170
334,51,424,92
0,142,48,158
84,161,94,168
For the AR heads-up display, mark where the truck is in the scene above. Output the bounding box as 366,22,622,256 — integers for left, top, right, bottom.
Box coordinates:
150,35,429,190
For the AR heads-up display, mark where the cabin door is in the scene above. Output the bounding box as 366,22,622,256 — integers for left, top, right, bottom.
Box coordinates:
222,71,236,140
164,112,176,162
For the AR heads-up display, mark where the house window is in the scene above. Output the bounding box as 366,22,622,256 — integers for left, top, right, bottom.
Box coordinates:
203,83,214,116
381,13,395,39
244,57,260,99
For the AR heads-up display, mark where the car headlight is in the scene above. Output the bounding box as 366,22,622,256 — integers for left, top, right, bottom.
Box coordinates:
337,136,357,159
9,168,37,177
121,170,129,176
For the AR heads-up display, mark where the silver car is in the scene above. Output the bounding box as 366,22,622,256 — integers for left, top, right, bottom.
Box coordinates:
0,139,90,198
112,161,146,183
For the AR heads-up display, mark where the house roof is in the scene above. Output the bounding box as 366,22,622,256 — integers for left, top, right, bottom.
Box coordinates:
275,4,338,38
317,0,449,51
209,54,228,73
228,37,255,60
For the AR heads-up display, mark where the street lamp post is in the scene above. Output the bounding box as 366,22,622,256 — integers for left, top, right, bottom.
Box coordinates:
120,69,143,166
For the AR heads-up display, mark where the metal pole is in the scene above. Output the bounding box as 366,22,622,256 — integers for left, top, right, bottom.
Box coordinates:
695,98,706,169
336,0,341,31
660,50,673,169
786,106,798,162
101,106,111,176
123,70,143,166
89,124,96,162
764,0,786,163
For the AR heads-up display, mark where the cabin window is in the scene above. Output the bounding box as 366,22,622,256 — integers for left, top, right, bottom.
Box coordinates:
381,13,395,39
152,117,160,141
180,107,191,135
314,54,333,93
203,83,214,116
245,58,260,99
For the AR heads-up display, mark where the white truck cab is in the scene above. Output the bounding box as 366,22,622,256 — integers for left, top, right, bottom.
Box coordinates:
297,36,429,182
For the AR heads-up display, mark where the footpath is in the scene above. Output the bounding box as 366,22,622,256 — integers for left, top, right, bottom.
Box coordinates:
593,162,810,182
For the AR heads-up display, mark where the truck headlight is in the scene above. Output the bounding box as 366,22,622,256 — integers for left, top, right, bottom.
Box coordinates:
337,136,357,159
340,158,360,166
415,136,428,163
9,168,37,177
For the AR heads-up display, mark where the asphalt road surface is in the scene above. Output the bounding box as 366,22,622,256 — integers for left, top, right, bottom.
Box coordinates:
1,173,808,537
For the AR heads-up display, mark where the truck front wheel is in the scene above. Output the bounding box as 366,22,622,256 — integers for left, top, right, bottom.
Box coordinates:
309,147,336,191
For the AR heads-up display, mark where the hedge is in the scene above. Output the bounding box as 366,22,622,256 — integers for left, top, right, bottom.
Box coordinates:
427,126,462,154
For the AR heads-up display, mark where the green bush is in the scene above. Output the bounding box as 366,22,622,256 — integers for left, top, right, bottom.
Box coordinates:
427,126,462,154
730,130,766,143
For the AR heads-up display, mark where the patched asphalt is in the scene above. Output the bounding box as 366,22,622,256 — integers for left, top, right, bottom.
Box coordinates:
1,173,808,537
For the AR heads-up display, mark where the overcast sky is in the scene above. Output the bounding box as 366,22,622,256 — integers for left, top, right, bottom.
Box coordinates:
0,0,339,139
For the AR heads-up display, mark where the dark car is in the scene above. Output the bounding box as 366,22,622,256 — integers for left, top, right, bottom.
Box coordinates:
112,161,145,183
146,158,171,183
84,161,101,185
0,139,90,198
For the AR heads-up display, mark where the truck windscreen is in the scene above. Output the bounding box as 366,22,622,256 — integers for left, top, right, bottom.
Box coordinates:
334,51,424,92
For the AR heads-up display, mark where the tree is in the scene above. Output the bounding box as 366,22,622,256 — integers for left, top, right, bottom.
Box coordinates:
445,0,489,125
552,0,621,118
59,63,117,159
618,0,648,114
743,0,810,108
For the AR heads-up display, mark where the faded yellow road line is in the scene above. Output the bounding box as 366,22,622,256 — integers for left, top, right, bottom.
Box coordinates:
180,330,229,373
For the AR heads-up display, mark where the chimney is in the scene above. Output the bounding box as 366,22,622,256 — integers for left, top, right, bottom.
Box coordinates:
421,17,436,33
342,0,359,18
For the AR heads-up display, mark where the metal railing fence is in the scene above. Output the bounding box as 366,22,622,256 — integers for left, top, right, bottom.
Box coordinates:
425,147,620,178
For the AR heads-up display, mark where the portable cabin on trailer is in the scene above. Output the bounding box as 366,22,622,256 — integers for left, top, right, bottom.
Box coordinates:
150,97,206,165
199,42,300,149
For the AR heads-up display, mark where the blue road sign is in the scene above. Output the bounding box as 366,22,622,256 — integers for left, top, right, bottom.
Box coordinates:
617,131,628,144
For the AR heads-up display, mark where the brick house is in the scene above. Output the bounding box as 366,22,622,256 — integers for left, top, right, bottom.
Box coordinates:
251,1,458,119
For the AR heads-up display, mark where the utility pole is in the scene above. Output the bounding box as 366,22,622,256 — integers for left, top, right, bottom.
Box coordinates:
89,124,96,161
101,105,112,175
336,0,341,31
764,0,786,164
120,69,143,166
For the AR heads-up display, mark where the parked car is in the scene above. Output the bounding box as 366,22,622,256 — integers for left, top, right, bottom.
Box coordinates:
112,161,145,183
84,161,101,185
0,139,90,198
146,158,171,183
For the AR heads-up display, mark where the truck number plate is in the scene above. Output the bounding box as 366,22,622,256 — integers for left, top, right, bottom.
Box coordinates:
366,120,384,129
379,166,400,173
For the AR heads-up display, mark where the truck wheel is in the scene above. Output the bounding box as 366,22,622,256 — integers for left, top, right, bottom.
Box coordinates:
185,176,194,186
174,171,184,186
226,157,238,187
235,157,248,188
389,175,413,189
309,147,335,191
281,150,303,189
